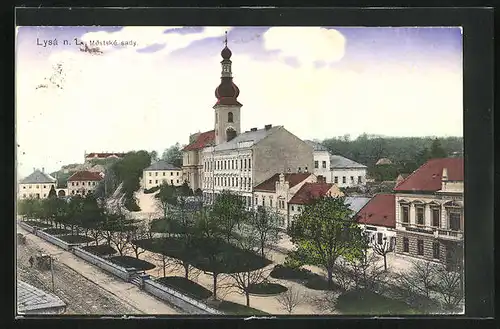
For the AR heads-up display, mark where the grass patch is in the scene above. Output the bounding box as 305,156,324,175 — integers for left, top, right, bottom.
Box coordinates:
270,264,313,281
150,218,193,234
156,276,212,300
304,275,342,291
82,245,117,257
214,300,269,315
144,186,160,194
248,282,288,295
22,221,52,228
109,255,156,271
43,228,71,235
57,234,94,244
335,289,421,315
133,237,272,274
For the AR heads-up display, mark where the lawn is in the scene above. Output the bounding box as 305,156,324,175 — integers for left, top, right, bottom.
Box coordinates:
149,218,194,235
82,245,118,257
270,264,313,281
57,234,94,244
43,228,72,235
133,237,272,274
22,221,52,228
248,281,288,295
335,289,421,315
156,276,212,300
109,255,156,271
304,275,342,291
214,300,269,315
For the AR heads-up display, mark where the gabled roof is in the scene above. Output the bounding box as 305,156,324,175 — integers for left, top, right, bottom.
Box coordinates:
304,140,328,152
253,173,313,192
19,170,56,184
183,130,215,151
17,280,66,313
394,158,464,192
355,193,396,228
144,160,181,171
345,196,371,214
212,125,282,152
288,182,335,205
330,155,367,169
67,170,103,182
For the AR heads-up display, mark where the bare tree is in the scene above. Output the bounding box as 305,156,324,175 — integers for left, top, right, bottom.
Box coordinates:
348,251,387,292
275,285,304,314
332,259,354,292
371,236,393,271
130,221,153,259
247,206,281,258
432,265,464,311
229,267,271,307
395,259,438,299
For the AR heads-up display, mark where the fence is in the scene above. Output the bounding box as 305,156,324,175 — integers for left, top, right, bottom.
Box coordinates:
143,279,222,315
19,221,36,234
72,247,136,281
35,230,79,251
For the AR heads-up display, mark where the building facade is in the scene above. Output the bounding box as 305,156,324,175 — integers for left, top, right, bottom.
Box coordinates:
143,160,183,189
393,158,464,267
182,130,215,191
67,171,103,196
18,168,57,199
305,140,368,187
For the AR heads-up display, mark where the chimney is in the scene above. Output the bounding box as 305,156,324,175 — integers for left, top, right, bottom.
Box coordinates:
442,167,448,181
265,124,272,130
33,167,36,172
42,167,45,173
250,127,257,132
279,173,285,183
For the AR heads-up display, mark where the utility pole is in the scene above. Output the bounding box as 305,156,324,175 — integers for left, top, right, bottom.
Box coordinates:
50,255,55,293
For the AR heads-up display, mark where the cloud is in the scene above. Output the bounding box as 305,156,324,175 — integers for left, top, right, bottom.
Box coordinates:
16,26,462,177
263,27,346,65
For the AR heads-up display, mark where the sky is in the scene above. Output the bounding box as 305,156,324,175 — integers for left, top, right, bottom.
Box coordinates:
16,26,463,178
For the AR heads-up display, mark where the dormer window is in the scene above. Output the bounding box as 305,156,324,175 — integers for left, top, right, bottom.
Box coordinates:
228,112,233,123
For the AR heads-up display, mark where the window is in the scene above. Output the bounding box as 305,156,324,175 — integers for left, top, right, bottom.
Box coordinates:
177,172,179,176
417,239,424,256
149,172,152,176
270,199,273,207
71,182,75,186
231,177,235,187
262,197,265,207
350,176,354,183
449,211,461,231
291,206,295,211
224,161,227,170
255,197,258,205
249,178,251,187
43,194,46,197
401,205,410,224
403,237,409,252
36,185,39,188
298,167,302,172
314,161,319,168
377,232,383,244
240,177,242,187
155,180,158,184
431,207,440,227
416,206,425,225
76,182,79,186
228,112,233,123
170,180,173,185
244,159,247,170
149,180,152,184
358,176,362,184
82,182,85,186
334,176,338,184
23,186,25,189
155,172,158,176
170,172,173,176
240,159,243,169
249,160,251,169
43,185,46,188
163,172,166,176
177,180,179,184
243,177,246,188
235,177,238,187
433,242,440,259
342,176,346,184
322,161,327,168
231,160,234,169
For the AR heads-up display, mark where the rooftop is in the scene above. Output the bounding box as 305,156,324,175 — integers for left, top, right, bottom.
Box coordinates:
288,182,336,205
144,160,181,171
394,157,464,192
304,140,328,152
17,280,66,313
183,130,215,151
19,170,56,184
329,155,367,169
253,173,313,192
211,125,283,152
355,193,396,228
67,170,103,182
345,196,371,214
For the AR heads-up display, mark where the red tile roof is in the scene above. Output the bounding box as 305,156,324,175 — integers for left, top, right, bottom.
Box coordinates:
394,157,464,192
67,170,103,182
85,152,126,159
254,173,312,192
182,130,215,151
355,193,396,228
288,182,335,205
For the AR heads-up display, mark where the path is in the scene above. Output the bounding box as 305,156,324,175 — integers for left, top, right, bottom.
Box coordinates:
17,224,181,315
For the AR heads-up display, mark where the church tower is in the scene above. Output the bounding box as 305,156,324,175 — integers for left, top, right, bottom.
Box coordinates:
213,32,242,145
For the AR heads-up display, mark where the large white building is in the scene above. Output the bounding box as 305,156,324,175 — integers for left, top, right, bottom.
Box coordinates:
142,160,183,189
67,170,103,197
182,39,314,206
305,140,368,187
18,168,56,199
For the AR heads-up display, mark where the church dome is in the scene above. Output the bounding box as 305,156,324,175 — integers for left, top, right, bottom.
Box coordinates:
215,80,239,99
221,46,232,60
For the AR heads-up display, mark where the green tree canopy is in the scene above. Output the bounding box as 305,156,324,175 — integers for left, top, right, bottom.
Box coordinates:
288,195,365,288
211,190,248,243
162,143,183,168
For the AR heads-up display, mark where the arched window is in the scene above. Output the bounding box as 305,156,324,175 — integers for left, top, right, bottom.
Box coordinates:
228,112,233,123
226,128,237,142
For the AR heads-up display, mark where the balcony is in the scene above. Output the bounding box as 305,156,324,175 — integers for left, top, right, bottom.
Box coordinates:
435,228,463,240
397,222,463,240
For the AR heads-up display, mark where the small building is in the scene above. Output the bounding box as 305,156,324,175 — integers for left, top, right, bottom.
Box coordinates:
67,170,103,196
84,151,126,163
17,280,66,315
143,160,183,189
375,158,393,166
305,140,368,187
288,181,344,226
355,193,397,248
18,168,57,199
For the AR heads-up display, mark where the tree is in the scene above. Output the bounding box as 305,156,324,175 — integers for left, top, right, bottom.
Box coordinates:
48,185,57,198
130,221,153,259
247,206,281,258
275,285,304,314
288,195,365,289
179,182,194,197
194,188,203,197
371,235,394,271
162,143,183,168
103,212,137,256
210,190,247,243
432,265,464,311
429,138,447,158
150,150,159,162
395,259,438,299
78,194,106,244
155,182,178,221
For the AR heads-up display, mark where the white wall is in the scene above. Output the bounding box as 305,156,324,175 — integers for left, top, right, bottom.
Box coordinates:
143,169,183,189
329,168,367,187
67,180,100,196
19,183,56,199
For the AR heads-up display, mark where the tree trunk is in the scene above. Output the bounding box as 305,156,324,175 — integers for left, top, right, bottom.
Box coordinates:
383,254,387,271
327,268,334,288
246,291,250,307
162,256,166,277
261,241,265,258
184,262,189,279
213,273,218,300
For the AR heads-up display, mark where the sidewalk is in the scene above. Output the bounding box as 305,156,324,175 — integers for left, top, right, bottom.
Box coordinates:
17,224,180,315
